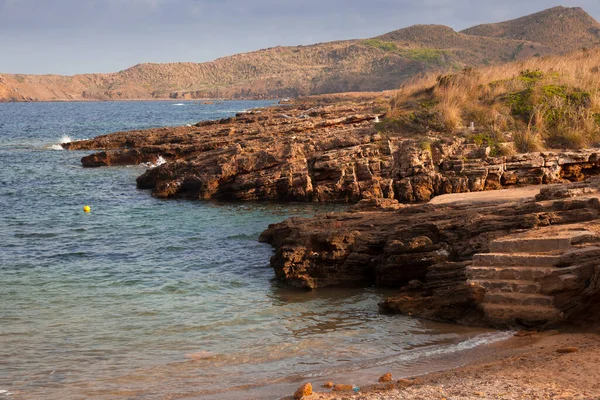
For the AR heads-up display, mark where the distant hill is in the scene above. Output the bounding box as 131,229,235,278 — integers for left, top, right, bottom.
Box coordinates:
0,6,598,102
462,6,600,52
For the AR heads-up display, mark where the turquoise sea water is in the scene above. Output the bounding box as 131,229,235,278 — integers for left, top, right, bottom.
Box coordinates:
0,101,505,399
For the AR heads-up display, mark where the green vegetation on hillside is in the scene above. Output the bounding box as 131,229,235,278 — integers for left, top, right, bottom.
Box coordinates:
363,39,452,66
377,49,600,151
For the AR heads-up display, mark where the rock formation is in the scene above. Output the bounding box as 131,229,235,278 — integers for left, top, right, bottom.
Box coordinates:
262,180,600,328
65,98,600,204
65,95,600,328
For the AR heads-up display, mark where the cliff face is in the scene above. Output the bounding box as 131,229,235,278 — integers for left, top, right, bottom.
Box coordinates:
1,6,597,102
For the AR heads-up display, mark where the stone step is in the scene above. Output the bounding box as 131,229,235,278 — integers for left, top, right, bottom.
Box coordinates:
482,303,563,327
472,253,560,267
469,279,541,294
489,237,573,253
466,266,557,281
483,291,554,307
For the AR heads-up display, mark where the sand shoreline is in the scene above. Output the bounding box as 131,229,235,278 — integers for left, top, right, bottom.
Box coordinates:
284,329,600,400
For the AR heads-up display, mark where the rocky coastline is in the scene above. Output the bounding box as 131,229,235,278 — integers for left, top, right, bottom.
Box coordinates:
65,96,600,329
65,96,600,204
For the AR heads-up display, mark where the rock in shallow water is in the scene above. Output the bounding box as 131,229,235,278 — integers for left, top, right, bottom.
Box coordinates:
293,382,312,399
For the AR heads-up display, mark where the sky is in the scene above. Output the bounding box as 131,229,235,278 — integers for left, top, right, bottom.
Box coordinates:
0,0,599,75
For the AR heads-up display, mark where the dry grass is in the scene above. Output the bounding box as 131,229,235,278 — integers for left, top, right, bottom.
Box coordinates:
382,49,600,151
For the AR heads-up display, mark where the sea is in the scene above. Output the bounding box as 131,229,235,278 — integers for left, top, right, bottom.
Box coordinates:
0,100,511,399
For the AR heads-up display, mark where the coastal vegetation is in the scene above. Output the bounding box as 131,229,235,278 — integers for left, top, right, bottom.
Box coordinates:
378,49,600,151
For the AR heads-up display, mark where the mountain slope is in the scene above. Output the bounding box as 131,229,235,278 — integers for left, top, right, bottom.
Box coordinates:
0,6,598,102
462,6,600,52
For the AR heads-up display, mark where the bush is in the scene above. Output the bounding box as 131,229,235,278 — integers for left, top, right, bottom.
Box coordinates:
514,130,545,153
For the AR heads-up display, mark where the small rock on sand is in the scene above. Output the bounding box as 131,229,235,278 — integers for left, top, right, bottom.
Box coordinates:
294,383,312,399
322,381,334,388
378,373,393,382
333,384,353,392
397,378,415,387
294,382,312,400
556,347,579,353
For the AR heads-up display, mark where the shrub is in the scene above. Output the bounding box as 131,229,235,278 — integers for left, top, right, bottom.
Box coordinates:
514,130,545,153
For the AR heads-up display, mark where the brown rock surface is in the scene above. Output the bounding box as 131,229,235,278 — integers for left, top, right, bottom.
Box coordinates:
332,384,354,392
294,383,312,399
65,98,600,205
261,178,600,328
260,179,600,288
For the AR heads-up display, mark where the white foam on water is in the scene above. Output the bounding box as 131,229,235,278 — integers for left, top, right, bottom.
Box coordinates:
144,156,167,169
304,331,515,378
172,103,185,106
378,330,515,366
49,135,73,150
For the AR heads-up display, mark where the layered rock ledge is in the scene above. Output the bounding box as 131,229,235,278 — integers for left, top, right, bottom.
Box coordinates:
260,181,600,328
65,98,600,203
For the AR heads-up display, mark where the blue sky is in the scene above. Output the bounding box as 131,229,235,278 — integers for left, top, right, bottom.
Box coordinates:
0,0,598,75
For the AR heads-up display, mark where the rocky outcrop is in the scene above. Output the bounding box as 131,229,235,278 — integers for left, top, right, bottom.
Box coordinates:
261,180,600,328
64,96,600,328
378,184,600,328
65,98,600,204
259,181,600,288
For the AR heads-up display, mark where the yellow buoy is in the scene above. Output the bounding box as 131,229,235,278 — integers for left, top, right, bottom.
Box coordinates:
83,205,91,213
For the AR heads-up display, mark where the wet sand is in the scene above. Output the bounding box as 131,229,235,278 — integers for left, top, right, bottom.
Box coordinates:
291,330,600,400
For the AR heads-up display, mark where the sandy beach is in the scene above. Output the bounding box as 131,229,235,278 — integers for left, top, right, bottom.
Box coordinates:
286,330,600,400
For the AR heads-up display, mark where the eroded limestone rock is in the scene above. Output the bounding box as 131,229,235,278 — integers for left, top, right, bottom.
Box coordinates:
65,100,600,203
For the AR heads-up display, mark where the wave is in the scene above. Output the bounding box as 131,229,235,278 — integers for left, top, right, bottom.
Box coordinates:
143,156,167,169
49,135,73,150
373,330,515,367
172,103,186,106
304,331,514,378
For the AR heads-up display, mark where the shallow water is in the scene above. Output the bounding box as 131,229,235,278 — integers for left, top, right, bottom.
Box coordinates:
0,101,502,399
